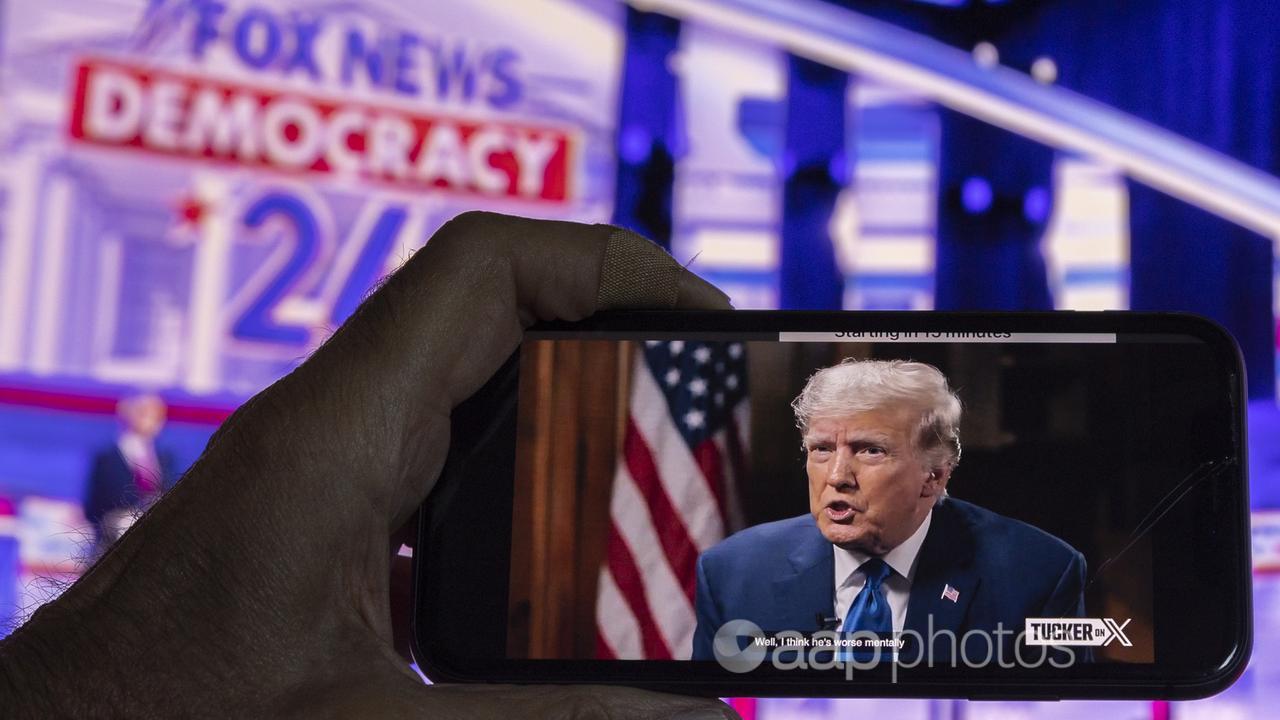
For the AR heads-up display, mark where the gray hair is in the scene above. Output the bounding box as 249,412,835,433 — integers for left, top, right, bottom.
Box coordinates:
791,358,962,472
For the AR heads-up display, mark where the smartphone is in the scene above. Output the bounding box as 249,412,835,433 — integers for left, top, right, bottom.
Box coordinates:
411,311,1250,700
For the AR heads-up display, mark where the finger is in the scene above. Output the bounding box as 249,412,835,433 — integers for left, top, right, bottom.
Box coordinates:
595,226,733,311
415,213,729,329
428,214,730,402
287,212,729,513
205,212,725,488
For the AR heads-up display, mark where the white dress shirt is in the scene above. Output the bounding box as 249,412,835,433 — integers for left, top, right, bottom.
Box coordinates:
833,510,933,634
117,431,162,493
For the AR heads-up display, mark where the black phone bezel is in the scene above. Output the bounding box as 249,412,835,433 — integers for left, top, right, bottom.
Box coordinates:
411,310,1252,700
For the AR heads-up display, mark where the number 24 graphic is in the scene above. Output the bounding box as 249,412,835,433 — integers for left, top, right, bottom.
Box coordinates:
228,190,415,348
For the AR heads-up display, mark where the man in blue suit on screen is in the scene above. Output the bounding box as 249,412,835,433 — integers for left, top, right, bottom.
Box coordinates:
692,359,1087,665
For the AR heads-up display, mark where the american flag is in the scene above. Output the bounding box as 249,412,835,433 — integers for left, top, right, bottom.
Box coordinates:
942,584,960,603
595,339,750,659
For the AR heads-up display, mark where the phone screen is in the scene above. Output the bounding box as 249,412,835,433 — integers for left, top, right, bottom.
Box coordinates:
416,313,1249,698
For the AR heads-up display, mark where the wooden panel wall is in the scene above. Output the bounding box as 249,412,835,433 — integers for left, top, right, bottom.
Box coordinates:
507,340,629,658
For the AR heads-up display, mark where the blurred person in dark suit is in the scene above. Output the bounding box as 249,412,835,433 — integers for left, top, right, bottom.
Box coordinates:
84,394,178,550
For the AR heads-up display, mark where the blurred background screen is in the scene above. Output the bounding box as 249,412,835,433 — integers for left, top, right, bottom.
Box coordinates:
0,0,1277,717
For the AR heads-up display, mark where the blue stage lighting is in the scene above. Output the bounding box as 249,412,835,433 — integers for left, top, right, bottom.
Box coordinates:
961,176,993,213
619,125,651,163
1024,185,1051,223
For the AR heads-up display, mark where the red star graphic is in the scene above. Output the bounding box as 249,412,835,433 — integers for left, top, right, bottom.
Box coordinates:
175,194,206,228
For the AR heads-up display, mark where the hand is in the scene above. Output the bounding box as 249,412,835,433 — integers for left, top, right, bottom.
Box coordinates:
0,212,738,720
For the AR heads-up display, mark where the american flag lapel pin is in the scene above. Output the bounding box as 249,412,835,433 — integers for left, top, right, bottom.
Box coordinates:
941,584,960,603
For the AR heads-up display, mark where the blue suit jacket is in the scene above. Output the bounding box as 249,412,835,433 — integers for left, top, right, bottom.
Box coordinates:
692,497,1086,661
84,445,178,537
